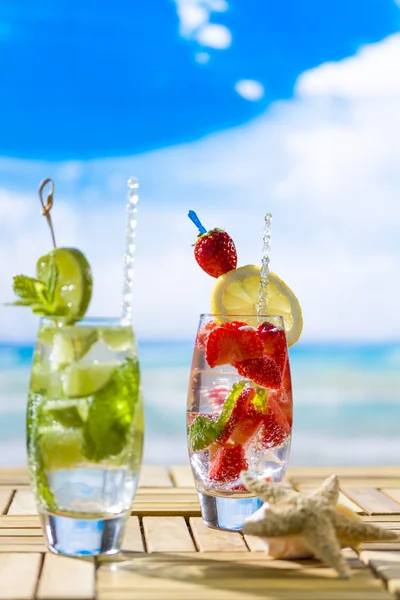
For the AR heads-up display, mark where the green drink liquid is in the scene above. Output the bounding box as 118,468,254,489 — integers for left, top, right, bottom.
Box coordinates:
27,318,143,524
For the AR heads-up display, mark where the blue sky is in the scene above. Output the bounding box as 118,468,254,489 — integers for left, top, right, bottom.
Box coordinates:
1,0,400,342
0,0,398,158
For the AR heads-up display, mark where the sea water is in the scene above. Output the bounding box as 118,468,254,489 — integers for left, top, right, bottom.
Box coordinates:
1,340,400,466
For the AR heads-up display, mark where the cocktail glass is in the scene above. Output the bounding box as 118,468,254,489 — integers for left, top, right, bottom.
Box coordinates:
27,316,143,556
187,313,292,531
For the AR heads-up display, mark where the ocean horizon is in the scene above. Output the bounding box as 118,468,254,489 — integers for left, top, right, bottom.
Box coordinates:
0,339,399,468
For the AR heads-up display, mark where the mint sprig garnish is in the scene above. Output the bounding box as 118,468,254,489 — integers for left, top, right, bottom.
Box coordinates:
189,381,269,452
9,261,66,315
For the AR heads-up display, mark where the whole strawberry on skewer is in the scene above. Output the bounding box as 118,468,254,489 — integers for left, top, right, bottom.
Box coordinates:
188,210,237,278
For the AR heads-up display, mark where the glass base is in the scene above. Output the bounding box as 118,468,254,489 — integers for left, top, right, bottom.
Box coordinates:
40,511,129,556
198,492,262,531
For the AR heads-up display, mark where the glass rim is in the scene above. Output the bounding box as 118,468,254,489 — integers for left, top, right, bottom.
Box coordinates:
39,316,132,327
200,313,284,319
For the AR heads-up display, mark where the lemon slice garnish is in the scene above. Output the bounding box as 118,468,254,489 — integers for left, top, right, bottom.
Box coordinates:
210,265,303,346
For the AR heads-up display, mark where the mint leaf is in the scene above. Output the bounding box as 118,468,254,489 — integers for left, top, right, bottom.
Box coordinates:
218,381,246,428
189,381,247,451
189,414,221,451
10,274,58,314
83,357,140,461
13,275,48,302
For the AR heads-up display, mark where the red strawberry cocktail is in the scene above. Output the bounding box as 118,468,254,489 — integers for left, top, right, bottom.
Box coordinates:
187,314,292,529
186,211,301,530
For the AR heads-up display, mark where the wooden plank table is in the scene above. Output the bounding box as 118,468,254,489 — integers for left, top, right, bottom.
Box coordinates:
0,466,399,599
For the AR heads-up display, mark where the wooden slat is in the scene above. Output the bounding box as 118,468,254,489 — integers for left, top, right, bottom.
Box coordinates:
37,553,95,599
296,485,364,513
0,528,42,536
362,521,400,530
243,533,268,552
360,542,400,551
169,466,195,488
138,466,172,488
382,489,400,504
359,549,400,597
291,477,400,489
0,535,44,544
342,488,400,515
0,544,46,552
136,488,198,499
7,490,37,515
0,488,13,514
121,517,144,553
0,552,42,599
363,516,400,523
134,492,199,503
0,469,30,486
96,554,392,600
189,517,248,552
142,517,195,552
132,504,200,517
360,550,400,565
286,466,400,478
0,516,41,528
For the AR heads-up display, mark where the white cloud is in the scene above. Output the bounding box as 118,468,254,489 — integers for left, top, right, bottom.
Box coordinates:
235,79,265,101
297,34,400,99
174,0,232,51
176,4,208,36
1,34,400,342
195,23,231,48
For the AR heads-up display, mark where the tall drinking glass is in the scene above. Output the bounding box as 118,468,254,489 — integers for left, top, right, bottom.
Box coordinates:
27,317,143,556
187,314,292,531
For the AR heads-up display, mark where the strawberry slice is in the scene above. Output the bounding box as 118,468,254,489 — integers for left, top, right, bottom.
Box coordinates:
234,355,282,389
218,386,263,445
206,325,262,368
268,388,293,428
257,322,288,372
209,444,248,483
207,384,230,411
280,360,293,425
261,395,291,449
195,320,218,349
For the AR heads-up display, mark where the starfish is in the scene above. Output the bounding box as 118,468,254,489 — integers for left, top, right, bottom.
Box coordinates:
241,472,399,579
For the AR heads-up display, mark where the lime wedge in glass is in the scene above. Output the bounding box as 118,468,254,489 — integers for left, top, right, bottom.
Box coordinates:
62,363,116,398
36,247,93,321
40,399,89,428
39,427,84,470
100,326,135,352
51,328,98,369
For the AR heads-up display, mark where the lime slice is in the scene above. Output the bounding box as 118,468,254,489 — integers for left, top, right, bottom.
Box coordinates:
62,363,116,398
41,399,89,428
39,427,84,470
30,363,50,394
100,326,135,352
36,248,93,320
51,328,98,369
210,265,303,346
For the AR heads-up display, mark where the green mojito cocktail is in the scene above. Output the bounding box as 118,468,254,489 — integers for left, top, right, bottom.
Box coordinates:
10,179,143,556
28,317,143,555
